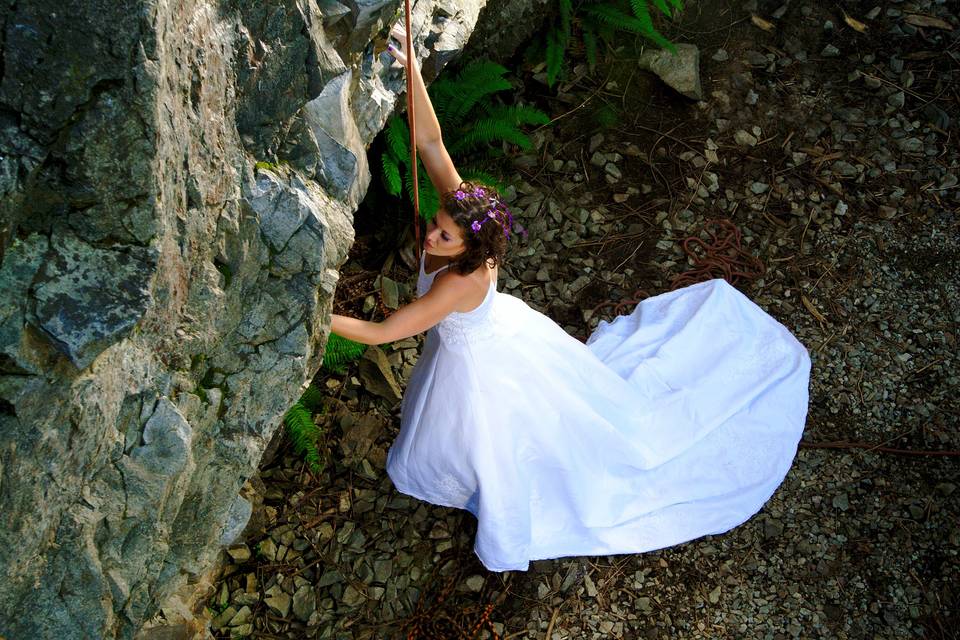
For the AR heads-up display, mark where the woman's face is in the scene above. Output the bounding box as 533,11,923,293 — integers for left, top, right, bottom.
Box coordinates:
424,208,465,257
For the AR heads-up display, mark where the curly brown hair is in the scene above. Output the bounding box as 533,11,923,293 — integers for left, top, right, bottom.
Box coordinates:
438,181,524,276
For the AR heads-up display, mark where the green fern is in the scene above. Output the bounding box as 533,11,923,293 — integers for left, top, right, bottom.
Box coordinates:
440,61,514,126
583,24,599,69
480,104,552,127
299,383,324,413
647,0,673,18
283,385,326,474
460,167,510,196
403,167,441,221
538,0,681,87
448,119,535,156
378,56,547,218
545,26,566,87
559,0,573,43
381,153,402,196
386,116,411,164
322,332,368,373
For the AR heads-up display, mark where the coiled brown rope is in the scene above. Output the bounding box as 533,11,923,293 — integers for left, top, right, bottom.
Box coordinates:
668,218,765,289
396,550,502,640
576,218,764,342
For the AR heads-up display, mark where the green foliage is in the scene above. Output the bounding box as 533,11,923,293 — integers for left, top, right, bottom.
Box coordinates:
593,102,621,129
379,59,548,220
254,160,289,172
322,332,368,374
539,0,682,86
283,384,327,474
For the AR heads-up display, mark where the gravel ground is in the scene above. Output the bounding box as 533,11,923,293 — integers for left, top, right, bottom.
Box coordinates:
204,1,959,638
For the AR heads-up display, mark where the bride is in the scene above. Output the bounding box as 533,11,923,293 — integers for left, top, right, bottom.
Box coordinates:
330,26,811,572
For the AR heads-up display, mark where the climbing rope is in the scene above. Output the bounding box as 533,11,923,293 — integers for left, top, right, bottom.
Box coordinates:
395,550,502,639
668,217,766,290
576,218,765,342
402,1,423,264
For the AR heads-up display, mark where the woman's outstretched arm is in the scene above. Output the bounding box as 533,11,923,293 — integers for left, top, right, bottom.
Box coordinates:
330,274,473,345
387,24,463,195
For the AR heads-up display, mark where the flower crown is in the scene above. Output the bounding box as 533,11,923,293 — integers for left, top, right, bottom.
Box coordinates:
453,186,528,240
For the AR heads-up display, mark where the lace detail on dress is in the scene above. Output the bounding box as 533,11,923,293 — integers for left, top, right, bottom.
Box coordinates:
418,253,501,347
434,473,473,505
435,284,500,345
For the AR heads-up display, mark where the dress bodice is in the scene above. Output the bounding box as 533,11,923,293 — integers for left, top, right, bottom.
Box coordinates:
418,252,500,346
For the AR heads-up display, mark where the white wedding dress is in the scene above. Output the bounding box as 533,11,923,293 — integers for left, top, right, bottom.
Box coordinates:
386,251,811,572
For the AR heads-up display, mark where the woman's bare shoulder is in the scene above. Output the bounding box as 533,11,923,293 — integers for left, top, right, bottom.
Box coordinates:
434,268,489,311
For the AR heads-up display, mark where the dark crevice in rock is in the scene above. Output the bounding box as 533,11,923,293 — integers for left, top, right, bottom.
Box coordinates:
0,398,15,417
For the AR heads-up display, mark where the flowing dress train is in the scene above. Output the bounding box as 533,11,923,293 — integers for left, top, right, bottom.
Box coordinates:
386,252,811,571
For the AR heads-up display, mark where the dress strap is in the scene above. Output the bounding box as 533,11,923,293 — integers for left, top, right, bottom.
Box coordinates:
423,255,452,277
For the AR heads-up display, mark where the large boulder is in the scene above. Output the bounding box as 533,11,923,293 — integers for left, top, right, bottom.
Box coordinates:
0,0,484,637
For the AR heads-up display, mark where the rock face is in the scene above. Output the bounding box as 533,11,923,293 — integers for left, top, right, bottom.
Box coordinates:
465,0,554,62
0,0,483,637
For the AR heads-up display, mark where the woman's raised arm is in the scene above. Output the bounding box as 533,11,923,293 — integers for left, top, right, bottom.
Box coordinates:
330,274,472,345
386,24,463,195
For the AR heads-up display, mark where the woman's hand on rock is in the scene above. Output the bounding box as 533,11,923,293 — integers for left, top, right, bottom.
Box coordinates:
386,23,409,68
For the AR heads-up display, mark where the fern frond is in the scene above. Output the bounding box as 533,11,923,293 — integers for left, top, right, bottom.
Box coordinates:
283,402,324,473
448,119,531,156
403,168,440,220
583,4,648,33
646,0,673,18
545,26,565,87
386,116,411,165
418,179,441,220
559,0,573,45
584,3,675,51
444,61,513,126
460,167,509,195
428,76,458,120
583,24,599,69
298,384,325,413
480,104,551,127
322,332,367,373
381,153,402,196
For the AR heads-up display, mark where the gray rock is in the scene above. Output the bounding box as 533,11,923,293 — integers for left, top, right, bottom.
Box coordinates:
712,49,729,62
832,161,860,178
358,346,403,402
465,575,485,592
745,50,769,66
0,1,483,637
34,235,157,369
637,44,703,100
220,497,253,546
376,276,400,310
833,493,850,511
303,71,370,209
341,585,366,607
898,137,923,153
822,44,840,58
734,130,759,147
292,585,316,621
265,592,291,618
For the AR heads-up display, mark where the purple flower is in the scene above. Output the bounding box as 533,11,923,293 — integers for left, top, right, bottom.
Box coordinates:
473,187,485,197
455,190,466,201
471,220,482,232
487,210,496,218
